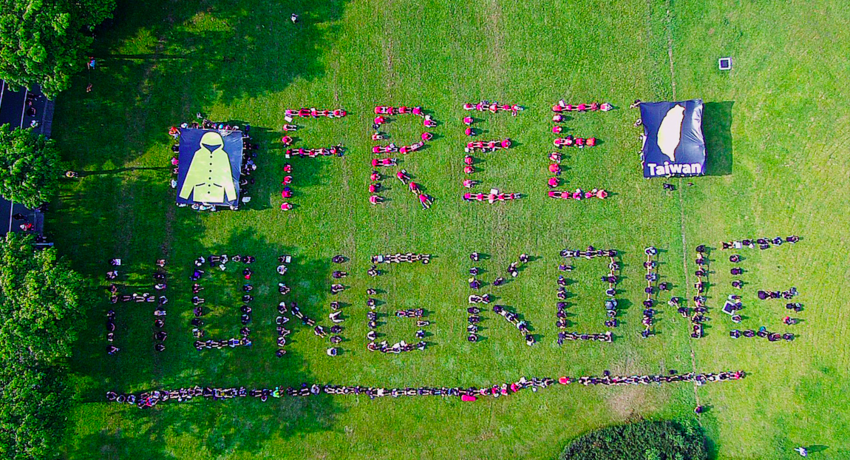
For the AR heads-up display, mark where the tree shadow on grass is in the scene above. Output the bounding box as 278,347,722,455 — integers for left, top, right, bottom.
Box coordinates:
73,350,340,459
703,101,734,176
55,0,352,170
61,203,343,458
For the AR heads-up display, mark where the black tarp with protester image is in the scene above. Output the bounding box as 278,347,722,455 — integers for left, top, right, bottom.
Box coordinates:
640,99,706,178
176,128,243,206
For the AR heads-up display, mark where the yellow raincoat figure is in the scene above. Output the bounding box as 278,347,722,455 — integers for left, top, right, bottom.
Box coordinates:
178,131,237,203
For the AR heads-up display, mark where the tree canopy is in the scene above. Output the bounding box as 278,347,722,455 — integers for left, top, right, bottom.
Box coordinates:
0,233,88,459
560,420,708,460
0,0,116,97
0,125,62,209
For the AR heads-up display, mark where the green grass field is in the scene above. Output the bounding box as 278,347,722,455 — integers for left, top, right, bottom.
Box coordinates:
49,0,850,458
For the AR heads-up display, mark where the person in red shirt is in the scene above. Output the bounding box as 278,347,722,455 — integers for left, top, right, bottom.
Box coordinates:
396,170,410,184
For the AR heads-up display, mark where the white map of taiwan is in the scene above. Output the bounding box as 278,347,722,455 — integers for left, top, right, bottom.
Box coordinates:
656,104,685,162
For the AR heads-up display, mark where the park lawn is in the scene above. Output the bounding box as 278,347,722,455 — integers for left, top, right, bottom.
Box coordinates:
48,0,850,458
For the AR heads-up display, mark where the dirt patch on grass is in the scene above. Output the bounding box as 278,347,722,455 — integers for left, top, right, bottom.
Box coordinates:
484,0,505,89
606,385,651,420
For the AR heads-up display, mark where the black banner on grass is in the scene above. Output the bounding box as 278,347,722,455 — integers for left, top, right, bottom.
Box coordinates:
640,99,706,178
176,128,242,206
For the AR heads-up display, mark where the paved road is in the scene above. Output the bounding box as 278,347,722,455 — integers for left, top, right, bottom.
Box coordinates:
0,80,53,237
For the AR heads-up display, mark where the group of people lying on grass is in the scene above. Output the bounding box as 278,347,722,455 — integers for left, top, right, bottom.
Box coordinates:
463,101,523,115
283,145,345,157
466,253,531,342
371,158,399,167
374,105,426,116
370,107,433,181
725,251,745,288
279,163,295,210
193,337,253,350
368,161,405,202
373,114,437,130
372,136,429,154
107,291,161,304
284,108,347,118
368,169,434,209
757,288,798,300
367,340,428,354
462,191,522,203
578,370,743,386
364,258,431,351
560,247,618,260
672,292,709,339
105,310,120,354
553,136,597,148
547,188,608,200
693,245,709,298
108,369,742,407
556,331,613,344
371,253,431,264
551,101,613,113
188,254,257,348
465,138,512,152
553,248,620,330
369,180,433,209
639,247,661,337
720,235,799,250
276,299,344,358
105,259,170,354
168,118,251,133
493,305,535,345
730,327,794,341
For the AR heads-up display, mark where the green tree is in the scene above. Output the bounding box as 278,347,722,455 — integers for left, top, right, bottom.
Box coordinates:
560,420,708,460
0,125,62,209
0,364,72,460
0,233,87,365
0,0,116,97
0,233,88,459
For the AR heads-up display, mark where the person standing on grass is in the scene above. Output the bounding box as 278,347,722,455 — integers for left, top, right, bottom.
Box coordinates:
794,447,808,457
